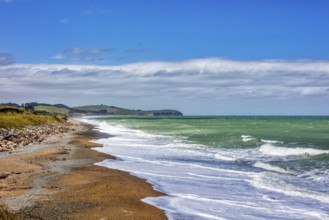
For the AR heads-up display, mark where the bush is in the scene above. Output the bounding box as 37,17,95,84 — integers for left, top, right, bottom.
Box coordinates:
0,106,23,114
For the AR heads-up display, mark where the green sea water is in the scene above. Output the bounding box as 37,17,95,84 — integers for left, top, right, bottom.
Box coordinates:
101,116,329,150
100,115,329,180
91,115,329,219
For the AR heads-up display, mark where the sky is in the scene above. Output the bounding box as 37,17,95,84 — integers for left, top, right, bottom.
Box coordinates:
1,0,329,115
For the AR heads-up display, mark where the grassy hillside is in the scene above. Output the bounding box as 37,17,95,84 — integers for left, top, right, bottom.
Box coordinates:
72,105,109,112
34,105,69,114
73,105,183,116
74,105,140,115
1,103,183,117
0,106,66,129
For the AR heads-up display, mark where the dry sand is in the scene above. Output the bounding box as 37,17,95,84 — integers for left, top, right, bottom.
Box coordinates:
0,122,167,220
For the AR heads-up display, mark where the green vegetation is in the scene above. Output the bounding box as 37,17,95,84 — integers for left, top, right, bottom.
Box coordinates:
0,205,21,220
34,105,69,114
73,104,110,112
73,104,136,114
0,112,65,129
73,105,183,116
0,106,24,114
0,102,183,117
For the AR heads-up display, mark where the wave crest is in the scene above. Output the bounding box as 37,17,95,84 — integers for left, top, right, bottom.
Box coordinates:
253,162,292,174
260,143,329,156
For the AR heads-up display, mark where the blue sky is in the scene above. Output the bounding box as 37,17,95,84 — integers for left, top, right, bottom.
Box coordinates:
1,0,329,115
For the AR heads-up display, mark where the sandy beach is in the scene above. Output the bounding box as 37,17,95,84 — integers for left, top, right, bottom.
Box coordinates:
0,122,167,220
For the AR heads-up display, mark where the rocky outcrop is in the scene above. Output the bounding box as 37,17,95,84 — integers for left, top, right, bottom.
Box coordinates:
0,122,77,152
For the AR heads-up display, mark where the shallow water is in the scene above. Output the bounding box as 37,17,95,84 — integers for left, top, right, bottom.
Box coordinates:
82,116,329,220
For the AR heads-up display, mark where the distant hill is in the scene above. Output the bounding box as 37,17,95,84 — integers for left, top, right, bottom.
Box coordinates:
0,102,183,116
73,105,183,116
34,105,70,114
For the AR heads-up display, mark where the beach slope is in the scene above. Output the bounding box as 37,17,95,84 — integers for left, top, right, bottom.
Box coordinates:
0,122,166,220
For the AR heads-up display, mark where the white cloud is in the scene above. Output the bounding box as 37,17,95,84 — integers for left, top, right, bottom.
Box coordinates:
64,47,115,55
50,53,65,59
64,47,84,55
1,58,329,114
0,53,14,65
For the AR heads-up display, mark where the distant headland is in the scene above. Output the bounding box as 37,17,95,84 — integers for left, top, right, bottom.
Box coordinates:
0,102,183,116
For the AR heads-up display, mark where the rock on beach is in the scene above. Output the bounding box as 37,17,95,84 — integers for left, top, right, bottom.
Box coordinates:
0,122,77,152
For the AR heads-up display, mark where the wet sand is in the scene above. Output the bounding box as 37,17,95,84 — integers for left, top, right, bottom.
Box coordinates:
0,122,167,220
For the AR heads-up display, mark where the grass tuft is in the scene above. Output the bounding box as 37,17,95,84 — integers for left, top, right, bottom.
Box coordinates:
0,205,21,220
0,113,66,129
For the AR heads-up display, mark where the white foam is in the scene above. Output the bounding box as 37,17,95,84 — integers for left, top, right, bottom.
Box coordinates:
262,195,279,202
241,135,255,142
188,173,243,181
253,161,293,174
259,143,329,156
133,171,197,180
261,139,284,144
214,153,237,161
78,117,329,220
298,169,329,184
252,173,329,205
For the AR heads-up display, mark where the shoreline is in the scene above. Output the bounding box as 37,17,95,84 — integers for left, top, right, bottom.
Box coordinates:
0,121,167,219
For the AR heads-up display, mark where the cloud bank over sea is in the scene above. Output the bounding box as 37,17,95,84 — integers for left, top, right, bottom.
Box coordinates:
1,58,328,115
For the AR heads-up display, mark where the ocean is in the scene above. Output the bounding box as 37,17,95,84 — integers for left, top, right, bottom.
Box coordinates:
81,116,329,220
